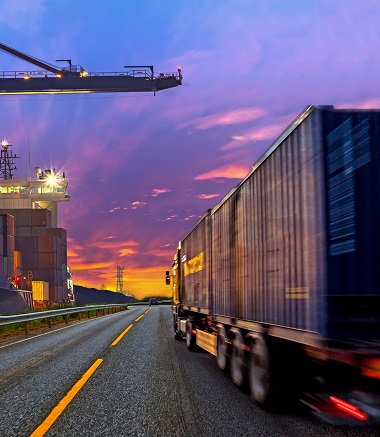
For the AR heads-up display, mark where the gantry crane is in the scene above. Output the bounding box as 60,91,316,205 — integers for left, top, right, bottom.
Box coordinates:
0,42,182,94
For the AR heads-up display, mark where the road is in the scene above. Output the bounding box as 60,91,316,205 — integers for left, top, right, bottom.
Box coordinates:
0,305,378,437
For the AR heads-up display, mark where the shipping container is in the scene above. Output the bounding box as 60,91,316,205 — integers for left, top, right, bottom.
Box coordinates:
62,245,67,265
31,226,49,236
37,235,61,253
31,268,63,286
32,281,49,301
3,256,14,277
172,106,380,422
4,235,15,257
31,209,52,227
0,209,32,227
19,252,39,270
49,285,64,303
0,214,15,235
180,211,210,309
15,236,38,253
46,228,67,243
38,253,61,269
15,226,32,237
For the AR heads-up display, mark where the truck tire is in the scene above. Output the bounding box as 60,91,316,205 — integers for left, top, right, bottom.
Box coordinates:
247,333,273,406
216,324,228,371
186,319,196,351
174,330,183,340
173,315,182,340
229,328,246,388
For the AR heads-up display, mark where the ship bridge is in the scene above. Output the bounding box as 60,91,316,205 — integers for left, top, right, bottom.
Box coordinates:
0,169,69,227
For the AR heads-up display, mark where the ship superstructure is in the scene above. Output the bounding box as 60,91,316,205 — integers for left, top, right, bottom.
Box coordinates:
0,140,71,305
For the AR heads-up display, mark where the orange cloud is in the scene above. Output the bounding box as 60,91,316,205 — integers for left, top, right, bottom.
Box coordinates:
72,262,113,271
118,248,138,257
194,162,250,180
87,239,139,250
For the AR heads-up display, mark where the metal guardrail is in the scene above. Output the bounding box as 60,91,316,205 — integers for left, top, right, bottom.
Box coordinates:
0,304,129,335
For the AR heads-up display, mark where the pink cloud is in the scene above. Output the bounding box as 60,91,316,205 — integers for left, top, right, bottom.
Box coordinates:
151,188,171,197
194,162,251,180
221,123,288,151
159,214,178,222
336,98,380,109
197,193,220,200
180,107,265,130
182,214,196,221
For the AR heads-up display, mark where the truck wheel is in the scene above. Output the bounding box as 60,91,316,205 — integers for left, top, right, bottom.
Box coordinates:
229,328,246,388
216,324,228,371
173,315,182,340
247,333,273,406
174,330,182,340
186,319,196,351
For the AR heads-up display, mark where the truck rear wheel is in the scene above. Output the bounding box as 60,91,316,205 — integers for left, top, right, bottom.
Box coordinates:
216,324,228,371
229,328,246,388
247,333,273,406
186,319,196,351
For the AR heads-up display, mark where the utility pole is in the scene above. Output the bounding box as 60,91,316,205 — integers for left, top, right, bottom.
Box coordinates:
0,140,18,180
116,265,124,293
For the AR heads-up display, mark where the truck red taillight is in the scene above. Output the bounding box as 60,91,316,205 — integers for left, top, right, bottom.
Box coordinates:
329,396,368,421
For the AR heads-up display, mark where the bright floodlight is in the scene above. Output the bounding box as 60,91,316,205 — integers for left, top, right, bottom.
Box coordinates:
46,174,58,186
1,140,8,148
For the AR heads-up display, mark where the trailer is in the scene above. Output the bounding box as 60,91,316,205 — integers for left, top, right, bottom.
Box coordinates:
171,105,380,424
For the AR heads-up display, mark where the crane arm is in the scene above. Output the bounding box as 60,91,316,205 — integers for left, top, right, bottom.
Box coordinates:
0,42,62,75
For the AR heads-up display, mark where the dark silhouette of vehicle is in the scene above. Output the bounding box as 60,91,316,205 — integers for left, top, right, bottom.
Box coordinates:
149,298,159,306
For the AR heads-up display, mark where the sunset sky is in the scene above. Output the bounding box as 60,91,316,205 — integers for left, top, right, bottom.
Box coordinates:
0,1,379,299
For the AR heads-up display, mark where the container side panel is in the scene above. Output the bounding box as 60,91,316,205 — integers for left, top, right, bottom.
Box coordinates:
211,109,326,330
180,214,210,309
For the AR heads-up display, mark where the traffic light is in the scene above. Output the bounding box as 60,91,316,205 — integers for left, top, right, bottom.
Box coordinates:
14,275,21,288
165,271,170,285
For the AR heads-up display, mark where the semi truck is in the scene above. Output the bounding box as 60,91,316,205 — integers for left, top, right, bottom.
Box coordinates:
170,105,380,424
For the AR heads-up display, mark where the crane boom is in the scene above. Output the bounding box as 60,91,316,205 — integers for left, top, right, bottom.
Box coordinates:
0,42,182,94
0,42,62,75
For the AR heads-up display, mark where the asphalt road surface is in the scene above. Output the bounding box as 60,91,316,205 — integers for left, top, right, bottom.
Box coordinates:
0,305,378,437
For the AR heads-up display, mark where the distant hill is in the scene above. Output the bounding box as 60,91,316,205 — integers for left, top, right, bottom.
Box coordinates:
74,285,138,305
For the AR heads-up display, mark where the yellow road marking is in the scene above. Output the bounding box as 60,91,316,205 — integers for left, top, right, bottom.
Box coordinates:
30,358,103,437
135,314,144,322
111,323,133,346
